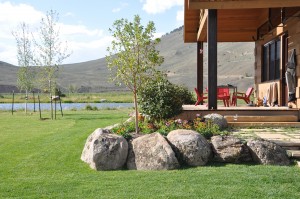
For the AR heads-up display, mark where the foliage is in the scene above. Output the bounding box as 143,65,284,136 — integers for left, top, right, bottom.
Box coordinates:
106,15,164,134
34,9,72,92
112,122,134,139
138,76,195,121
85,104,98,111
12,22,36,93
111,114,227,139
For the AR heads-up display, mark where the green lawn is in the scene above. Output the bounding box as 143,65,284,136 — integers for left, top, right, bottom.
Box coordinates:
0,110,299,198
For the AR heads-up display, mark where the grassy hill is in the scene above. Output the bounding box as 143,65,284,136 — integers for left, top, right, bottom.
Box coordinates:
0,26,254,93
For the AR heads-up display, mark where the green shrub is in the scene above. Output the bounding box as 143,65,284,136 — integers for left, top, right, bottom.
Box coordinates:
85,104,94,111
84,104,98,111
138,77,195,120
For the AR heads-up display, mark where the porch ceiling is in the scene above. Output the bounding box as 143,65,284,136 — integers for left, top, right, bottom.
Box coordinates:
188,0,300,9
184,0,300,43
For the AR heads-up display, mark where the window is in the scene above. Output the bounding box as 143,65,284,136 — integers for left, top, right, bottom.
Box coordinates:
262,38,281,82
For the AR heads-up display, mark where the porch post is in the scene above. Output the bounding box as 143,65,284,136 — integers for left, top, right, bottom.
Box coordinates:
197,41,204,104
207,9,218,110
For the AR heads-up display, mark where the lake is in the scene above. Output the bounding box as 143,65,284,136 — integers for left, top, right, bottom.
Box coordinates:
0,103,134,111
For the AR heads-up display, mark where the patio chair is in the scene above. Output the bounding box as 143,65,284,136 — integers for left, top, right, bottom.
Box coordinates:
217,87,230,107
231,87,254,106
194,88,207,106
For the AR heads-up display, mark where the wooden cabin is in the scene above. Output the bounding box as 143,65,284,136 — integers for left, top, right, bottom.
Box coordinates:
184,0,300,109
181,0,300,125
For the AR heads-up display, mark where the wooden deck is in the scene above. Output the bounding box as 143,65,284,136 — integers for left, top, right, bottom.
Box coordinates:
179,105,300,127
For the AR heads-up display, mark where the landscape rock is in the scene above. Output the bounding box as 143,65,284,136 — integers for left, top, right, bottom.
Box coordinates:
126,133,142,170
81,128,128,170
132,133,179,170
167,129,211,166
204,113,228,130
211,135,252,163
247,139,290,166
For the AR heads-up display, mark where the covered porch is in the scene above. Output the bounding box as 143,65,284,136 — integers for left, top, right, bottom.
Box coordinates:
183,0,300,124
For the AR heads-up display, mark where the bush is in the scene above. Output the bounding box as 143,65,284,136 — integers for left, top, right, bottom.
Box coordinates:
85,104,98,111
138,77,195,120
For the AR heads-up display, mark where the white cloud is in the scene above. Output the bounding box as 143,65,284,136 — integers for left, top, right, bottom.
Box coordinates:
112,8,121,13
64,12,75,17
67,36,113,63
0,2,43,24
112,2,128,13
141,0,183,14
0,2,111,65
59,23,104,37
176,8,184,23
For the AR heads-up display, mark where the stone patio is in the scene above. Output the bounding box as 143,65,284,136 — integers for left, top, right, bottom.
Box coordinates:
231,127,300,166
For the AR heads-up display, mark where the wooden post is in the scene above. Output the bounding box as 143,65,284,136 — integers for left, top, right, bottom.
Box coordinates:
25,90,28,115
12,90,14,115
49,80,53,120
38,94,42,120
207,9,218,110
54,99,57,120
59,97,63,117
197,41,204,105
33,91,36,112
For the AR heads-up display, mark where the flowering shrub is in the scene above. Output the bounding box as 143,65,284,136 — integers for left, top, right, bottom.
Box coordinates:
111,114,228,139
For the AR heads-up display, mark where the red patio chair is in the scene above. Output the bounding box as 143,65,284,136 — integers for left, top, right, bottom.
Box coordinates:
217,87,230,107
231,87,254,106
194,88,207,106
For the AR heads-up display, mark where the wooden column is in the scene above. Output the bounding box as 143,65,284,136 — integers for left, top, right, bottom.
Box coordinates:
197,41,204,104
207,9,218,110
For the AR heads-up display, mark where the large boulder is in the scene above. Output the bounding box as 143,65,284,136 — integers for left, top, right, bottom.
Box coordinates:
81,128,128,170
126,133,142,170
132,133,179,170
204,113,228,130
167,129,211,166
211,135,252,163
247,139,290,166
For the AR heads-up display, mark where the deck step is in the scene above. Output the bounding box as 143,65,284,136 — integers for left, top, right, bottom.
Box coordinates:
228,122,300,128
225,115,298,122
272,140,300,147
287,150,300,159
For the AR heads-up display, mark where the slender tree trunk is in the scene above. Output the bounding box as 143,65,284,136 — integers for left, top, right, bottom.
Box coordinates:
38,94,42,119
133,90,139,134
12,90,14,115
25,89,28,115
49,79,53,120
33,91,36,112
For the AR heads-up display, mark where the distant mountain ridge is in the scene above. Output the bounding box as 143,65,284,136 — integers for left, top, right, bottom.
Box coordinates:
0,26,254,93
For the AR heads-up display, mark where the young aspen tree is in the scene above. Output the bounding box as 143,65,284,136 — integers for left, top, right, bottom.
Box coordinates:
106,15,164,133
34,10,71,119
12,22,35,115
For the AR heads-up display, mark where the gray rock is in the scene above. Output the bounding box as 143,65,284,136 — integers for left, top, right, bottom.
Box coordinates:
81,128,128,170
132,133,179,170
247,139,290,166
211,135,252,163
126,133,142,170
204,113,228,130
167,129,211,166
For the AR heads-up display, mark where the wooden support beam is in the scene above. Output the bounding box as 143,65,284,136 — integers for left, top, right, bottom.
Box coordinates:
207,9,218,110
197,41,204,104
189,0,300,9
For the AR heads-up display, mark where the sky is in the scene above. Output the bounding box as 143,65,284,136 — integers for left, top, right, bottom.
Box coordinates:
0,0,184,65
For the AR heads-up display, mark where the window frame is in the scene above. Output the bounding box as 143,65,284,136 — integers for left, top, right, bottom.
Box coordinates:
261,37,281,82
